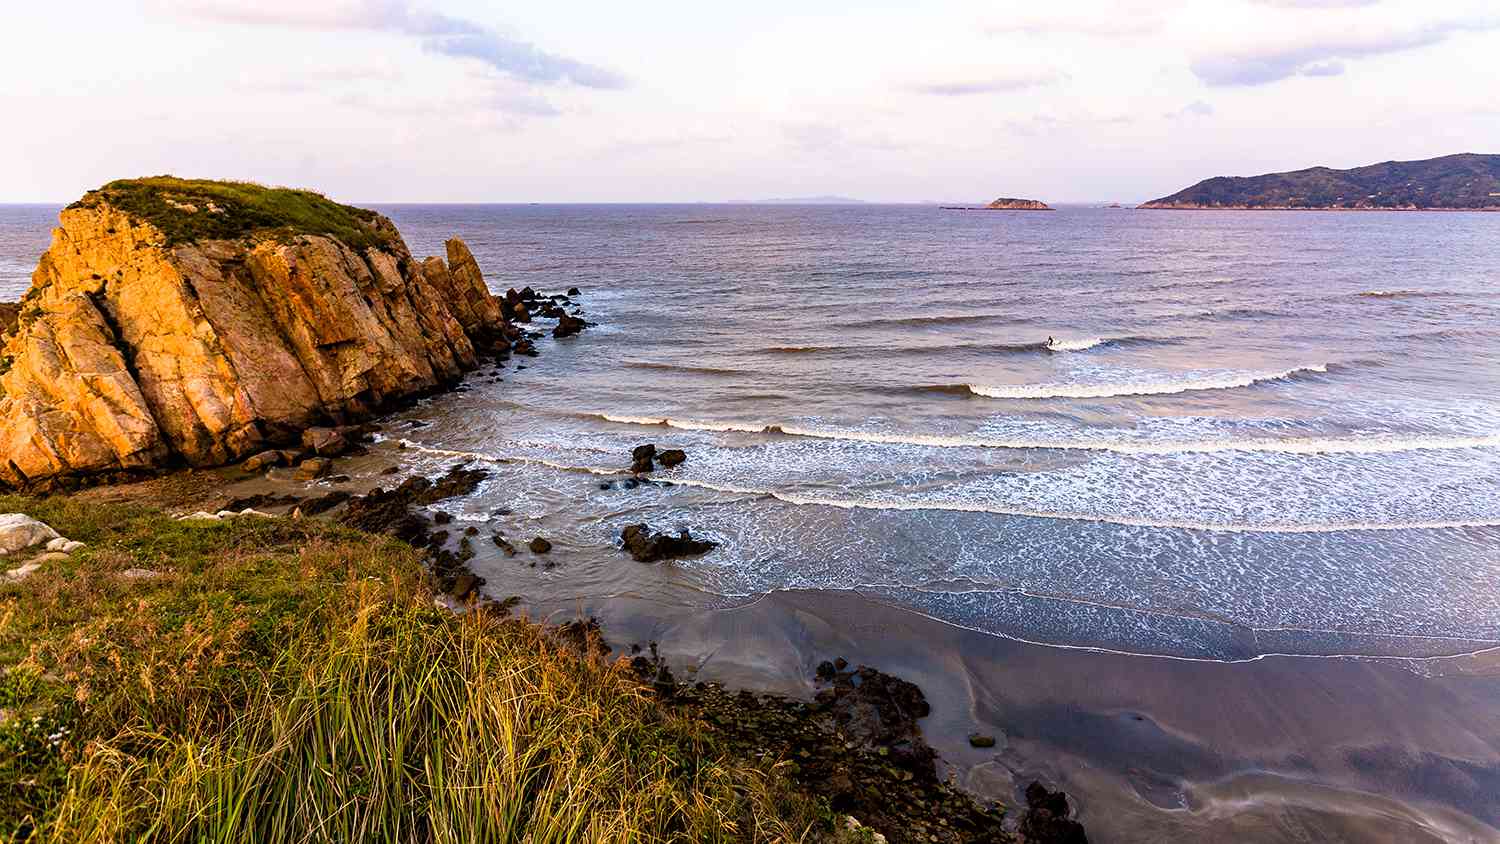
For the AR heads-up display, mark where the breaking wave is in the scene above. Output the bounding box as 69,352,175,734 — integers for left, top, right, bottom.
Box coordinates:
396,440,1500,535
961,364,1331,400
588,412,1500,456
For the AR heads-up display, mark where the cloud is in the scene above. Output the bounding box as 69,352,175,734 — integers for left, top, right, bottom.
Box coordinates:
912,71,1066,96
1165,100,1215,118
984,4,1169,37
1191,15,1499,86
1252,0,1380,7
163,0,626,89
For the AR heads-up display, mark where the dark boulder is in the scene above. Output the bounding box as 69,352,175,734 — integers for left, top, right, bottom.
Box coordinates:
567,286,581,296
968,733,996,748
529,536,552,554
630,443,656,473
1019,782,1088,844
815,664,936,779
620,523,717,563
553,313,586,338
657,448,686,467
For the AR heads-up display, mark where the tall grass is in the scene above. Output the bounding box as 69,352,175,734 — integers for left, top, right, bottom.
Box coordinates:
0,497,835,843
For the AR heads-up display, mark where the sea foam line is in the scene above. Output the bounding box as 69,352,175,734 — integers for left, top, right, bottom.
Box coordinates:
965,363,1328,400
594,413,1500,456
397,441,1500,534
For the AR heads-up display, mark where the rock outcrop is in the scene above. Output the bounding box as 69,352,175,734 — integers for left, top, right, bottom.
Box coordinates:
0,178,518,489
983,197,1053,210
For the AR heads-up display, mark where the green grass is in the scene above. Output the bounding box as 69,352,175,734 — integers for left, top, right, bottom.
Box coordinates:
66,177,397,251
0,496,839,842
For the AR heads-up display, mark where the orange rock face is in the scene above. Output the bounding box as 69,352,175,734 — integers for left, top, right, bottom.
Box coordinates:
0,202,503,487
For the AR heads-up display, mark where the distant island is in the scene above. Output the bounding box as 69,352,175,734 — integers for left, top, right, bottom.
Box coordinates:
1140,153,1500,210
941,197,1054,211
726,195,867,205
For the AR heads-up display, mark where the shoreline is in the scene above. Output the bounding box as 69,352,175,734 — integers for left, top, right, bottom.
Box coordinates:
548,588,1500,843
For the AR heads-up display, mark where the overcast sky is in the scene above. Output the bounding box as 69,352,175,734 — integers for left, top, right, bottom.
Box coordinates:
3,0,1497,203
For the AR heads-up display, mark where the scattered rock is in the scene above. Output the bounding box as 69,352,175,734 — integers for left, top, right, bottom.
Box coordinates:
567,286,581,296
1019,782,1088,844
815,663,936,779
449,572,483,600
619,523,717,563
295,457,333,480
529,536,552,554
0,513,62,556
299,491,351,516
302,427,347,457
241,450,286,472
433,510,454,525
657,448,686,468
222,492,302,512
553,313,586,338
967,733,996,748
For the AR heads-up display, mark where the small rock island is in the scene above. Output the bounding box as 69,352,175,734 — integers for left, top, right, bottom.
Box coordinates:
942,197,1054,211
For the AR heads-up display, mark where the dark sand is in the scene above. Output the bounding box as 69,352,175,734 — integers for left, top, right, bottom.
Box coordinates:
539,589,1500,843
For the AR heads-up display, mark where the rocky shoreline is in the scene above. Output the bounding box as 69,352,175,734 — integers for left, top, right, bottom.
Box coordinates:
0,180,1089,842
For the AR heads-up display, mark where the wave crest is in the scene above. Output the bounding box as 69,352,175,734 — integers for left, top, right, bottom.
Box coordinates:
964,364,1330,400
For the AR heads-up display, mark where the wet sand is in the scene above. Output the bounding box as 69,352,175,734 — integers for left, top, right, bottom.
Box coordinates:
540,589,1500,843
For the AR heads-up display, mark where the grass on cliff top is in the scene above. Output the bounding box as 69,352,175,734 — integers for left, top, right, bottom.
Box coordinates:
0,496,840,843
67,176,397,251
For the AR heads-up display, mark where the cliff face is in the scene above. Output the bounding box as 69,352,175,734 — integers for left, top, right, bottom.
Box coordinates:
0,181,511,488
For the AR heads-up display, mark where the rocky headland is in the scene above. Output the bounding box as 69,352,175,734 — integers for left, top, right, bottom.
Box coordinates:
1140,152,1500,210
0,177,568,490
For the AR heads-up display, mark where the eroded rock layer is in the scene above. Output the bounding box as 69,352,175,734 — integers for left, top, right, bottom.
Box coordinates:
0,198,505,488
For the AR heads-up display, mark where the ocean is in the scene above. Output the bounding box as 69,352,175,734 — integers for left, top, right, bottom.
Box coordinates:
5,203,1500,661
8,202,1500,840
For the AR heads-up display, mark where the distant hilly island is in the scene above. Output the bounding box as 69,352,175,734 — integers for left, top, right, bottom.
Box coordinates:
1141,153,1500,210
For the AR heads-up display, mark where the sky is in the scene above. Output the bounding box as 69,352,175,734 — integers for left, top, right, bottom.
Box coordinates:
2,0,1498,203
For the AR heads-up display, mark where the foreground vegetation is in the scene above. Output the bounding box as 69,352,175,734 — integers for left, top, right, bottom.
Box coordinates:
68,177,397,250
0,496,842,842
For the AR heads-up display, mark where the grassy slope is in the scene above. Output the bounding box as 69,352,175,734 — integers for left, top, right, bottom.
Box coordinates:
67,177,398,251
0,497,840,843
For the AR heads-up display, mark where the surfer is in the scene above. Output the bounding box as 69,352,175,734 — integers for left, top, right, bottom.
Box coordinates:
1046,336,1055,349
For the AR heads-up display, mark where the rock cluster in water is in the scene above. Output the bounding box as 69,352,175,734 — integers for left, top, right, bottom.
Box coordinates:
0,179,570,490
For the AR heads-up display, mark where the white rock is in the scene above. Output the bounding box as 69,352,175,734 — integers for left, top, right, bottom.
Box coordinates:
4,560,42,582
0,514,63,556
178,511,221,521
119,568,161,579
59,540,85,553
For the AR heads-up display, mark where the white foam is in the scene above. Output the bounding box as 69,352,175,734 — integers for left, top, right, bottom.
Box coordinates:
967,364,1329,400
1046,336,1105,351
593,415,1500,457
398,440,1500,535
